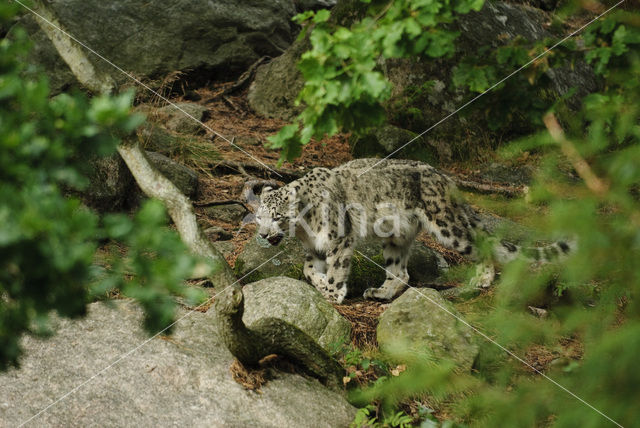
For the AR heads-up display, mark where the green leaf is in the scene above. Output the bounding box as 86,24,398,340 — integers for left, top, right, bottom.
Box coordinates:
313,9,330,23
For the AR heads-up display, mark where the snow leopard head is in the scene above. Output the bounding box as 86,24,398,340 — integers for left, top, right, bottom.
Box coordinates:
255,185,294,246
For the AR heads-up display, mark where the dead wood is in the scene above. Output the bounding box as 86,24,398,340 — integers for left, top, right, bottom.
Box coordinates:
451,176,527,198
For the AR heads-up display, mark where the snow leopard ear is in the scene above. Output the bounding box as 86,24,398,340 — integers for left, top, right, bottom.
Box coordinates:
242,180,280,205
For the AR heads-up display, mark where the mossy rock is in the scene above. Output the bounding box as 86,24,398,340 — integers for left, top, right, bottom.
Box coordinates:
378,288,479,372
234,236,306,284
242,276,351,352
236,235,445,297
348,239,445,297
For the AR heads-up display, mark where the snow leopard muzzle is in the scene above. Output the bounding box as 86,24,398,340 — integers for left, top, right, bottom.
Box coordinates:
263,233,284,246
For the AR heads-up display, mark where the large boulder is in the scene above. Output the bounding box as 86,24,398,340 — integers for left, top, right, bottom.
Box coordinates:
18,0,298,92
248,35,309,120
0,300,357,427
349,239,446,297
348,124,439,164
377,288,479,371
75,150,198,211
248,0,369,120
243,277,352,351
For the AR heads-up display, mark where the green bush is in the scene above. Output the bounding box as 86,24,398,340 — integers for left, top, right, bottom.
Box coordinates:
268,0,484,163
0,9,207,370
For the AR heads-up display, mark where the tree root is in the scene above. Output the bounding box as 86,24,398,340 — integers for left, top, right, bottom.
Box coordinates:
215,285,344,390
203,56,271,104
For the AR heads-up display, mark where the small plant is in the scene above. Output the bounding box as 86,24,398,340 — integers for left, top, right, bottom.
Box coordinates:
268,0,484,163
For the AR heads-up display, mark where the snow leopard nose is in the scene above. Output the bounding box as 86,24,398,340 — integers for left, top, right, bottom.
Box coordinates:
259,233,268,239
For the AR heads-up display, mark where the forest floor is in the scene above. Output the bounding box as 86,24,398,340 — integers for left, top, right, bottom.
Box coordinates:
129,81,583,425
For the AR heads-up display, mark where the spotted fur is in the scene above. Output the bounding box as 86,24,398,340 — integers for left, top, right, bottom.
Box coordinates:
255,159,572,303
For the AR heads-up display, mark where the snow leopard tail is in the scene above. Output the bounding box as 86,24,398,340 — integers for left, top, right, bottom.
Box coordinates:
492,238,576,264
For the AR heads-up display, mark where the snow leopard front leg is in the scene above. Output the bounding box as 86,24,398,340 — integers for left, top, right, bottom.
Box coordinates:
314,238,353,304
303,251,327,288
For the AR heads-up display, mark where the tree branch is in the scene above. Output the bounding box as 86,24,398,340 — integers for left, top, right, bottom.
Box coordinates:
451,176,527,198
117,140,236,289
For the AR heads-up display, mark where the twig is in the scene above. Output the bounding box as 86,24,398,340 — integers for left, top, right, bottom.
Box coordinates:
543,113,609,197
451,176,528,198
193,199,251,212
222,95,241,112
208,159,305,182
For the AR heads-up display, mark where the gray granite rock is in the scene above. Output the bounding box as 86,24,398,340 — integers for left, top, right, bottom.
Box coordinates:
0,300,357,427
18,0,297,93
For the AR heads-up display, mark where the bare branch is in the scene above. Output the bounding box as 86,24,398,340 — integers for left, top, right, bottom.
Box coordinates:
543,113,609,197
118,139,236,289
451,177,527,198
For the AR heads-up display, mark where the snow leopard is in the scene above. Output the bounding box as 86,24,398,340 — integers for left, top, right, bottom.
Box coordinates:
253,158,572,304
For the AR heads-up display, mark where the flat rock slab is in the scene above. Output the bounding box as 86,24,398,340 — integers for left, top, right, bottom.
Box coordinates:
0,301,356,427
243,277,352,351
377,288,478,372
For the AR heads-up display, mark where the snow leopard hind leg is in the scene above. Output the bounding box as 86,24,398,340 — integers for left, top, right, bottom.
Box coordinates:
363,235,415,301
